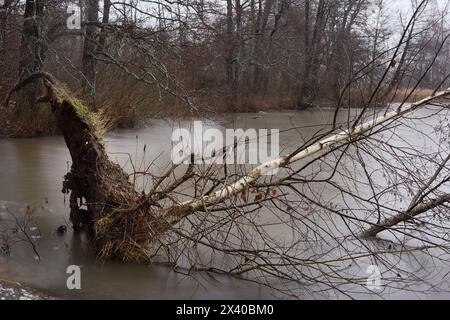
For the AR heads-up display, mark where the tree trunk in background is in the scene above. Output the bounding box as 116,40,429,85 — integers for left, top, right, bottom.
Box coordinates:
1,0,14,18
253,0,272,94
0,0,14,59
298,0,311,107
382,20,416,100
298,0,327,108
327,0,365,102
2,0,14,8
82,0,99,111
99,0,110,47
252,0,262,93
225,0,237,110
234,0,243,105
248,0,256,88
17,0,46,115
225,0,233,85
0,0,14,25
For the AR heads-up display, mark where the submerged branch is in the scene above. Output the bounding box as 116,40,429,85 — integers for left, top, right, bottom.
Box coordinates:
360,193,450,239
360,154,450,238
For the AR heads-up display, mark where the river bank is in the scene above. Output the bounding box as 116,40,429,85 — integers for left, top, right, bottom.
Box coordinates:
0,279,54,300
0,97,408,139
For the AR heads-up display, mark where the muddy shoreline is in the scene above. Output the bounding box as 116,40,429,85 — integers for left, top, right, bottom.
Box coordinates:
0,279,55,300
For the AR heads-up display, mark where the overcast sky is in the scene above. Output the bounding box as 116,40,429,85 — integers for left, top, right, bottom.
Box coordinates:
377,0,449,36
388,0,448,16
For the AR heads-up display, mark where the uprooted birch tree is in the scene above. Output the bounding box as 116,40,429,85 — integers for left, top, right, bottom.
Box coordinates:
2,0,450,298
5,66,450,296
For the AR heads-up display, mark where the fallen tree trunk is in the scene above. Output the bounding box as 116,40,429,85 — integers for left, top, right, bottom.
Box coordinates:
360,193,450,239
5,72,450,262
165,87,450,225
360,154,450,239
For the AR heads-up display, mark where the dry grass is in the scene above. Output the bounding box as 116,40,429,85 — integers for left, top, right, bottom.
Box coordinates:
196,88,300,113
338,87,437,108
0,102,58,138
0,63,438,138
238,93,299,112
390,87,435,103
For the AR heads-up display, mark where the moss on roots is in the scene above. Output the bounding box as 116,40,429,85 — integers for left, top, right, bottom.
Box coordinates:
53,85,103,140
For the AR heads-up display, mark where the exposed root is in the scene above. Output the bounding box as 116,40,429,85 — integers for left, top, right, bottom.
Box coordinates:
5,72,171,262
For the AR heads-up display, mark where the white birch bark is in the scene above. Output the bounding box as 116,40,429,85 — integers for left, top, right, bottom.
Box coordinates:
166,88,450,224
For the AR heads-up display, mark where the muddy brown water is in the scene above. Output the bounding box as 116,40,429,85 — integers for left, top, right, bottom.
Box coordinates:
0,109,449,299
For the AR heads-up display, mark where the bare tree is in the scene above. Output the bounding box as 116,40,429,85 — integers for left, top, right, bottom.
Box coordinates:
82,0,99,109
16,0,47,115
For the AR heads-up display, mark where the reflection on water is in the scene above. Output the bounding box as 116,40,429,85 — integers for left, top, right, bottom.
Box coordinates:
0,109,448,299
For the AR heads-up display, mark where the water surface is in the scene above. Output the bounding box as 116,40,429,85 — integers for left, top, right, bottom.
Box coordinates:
0,109,448,299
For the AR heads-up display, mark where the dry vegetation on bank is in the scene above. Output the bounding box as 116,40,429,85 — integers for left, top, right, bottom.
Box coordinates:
1,0,449,137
